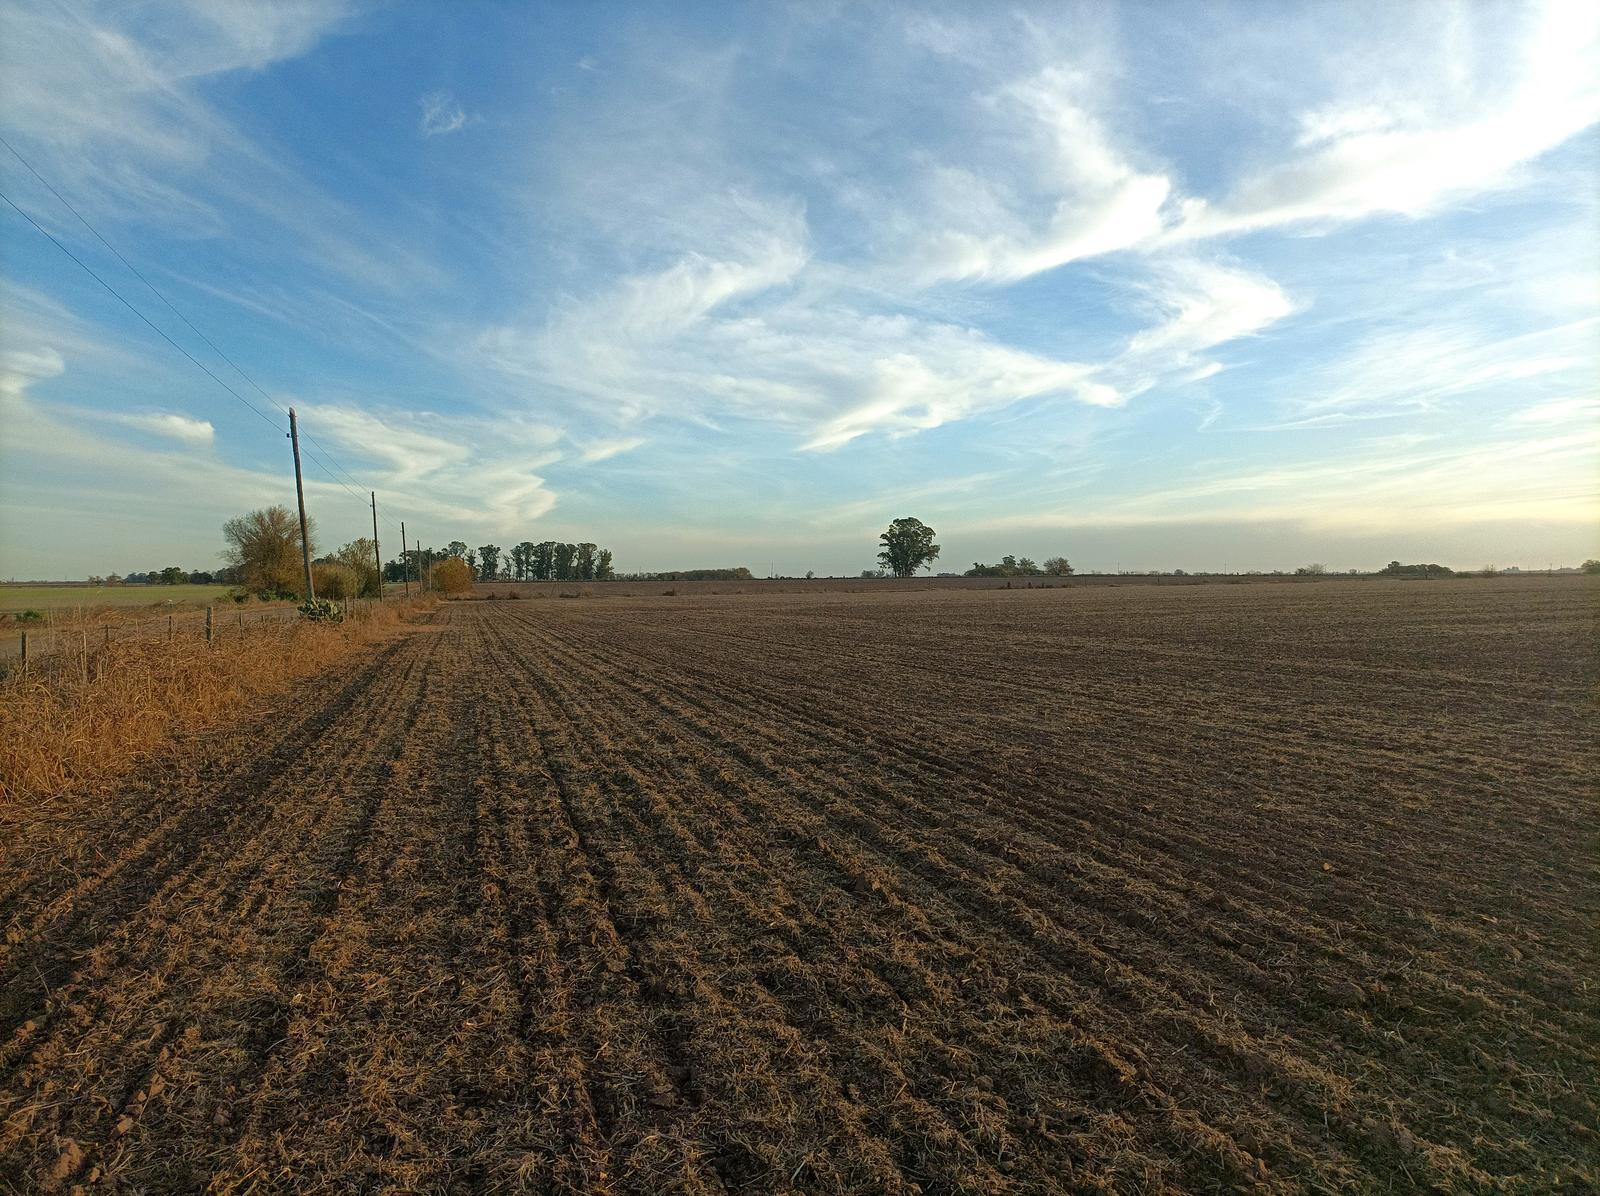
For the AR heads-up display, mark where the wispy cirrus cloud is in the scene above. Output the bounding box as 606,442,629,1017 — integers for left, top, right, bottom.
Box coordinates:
1168,1,1600,240
104,411,215,445
418,89,472,137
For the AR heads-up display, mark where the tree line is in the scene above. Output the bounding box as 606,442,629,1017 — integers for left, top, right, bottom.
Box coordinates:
383,540,617,584
215,506,623,601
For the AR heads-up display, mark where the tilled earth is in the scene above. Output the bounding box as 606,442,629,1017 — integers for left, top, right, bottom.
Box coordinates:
1,579,1595,1194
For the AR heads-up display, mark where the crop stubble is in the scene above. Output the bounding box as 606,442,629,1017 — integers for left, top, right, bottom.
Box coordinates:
1,578,1594,1193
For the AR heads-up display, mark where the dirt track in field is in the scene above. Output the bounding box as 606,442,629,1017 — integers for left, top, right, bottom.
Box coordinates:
2,579,1596,1194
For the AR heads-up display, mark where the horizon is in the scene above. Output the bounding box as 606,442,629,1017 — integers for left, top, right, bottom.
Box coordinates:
2,1,1598,579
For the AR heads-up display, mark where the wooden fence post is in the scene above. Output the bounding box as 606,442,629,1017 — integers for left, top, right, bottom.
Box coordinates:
104,625,110,647
168,614,174,642
19,630,26,673
205,606,214,645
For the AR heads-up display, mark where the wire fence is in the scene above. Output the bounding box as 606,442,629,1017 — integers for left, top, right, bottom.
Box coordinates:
0,596,402,677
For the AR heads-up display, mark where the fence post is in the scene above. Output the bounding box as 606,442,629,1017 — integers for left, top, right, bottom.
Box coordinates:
104,624,110,647
205,606,214,645
168,614,174,642
19,630,26,673
80,630,88,683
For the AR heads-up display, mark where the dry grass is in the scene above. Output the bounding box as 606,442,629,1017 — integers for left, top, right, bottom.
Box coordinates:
0,598,434,803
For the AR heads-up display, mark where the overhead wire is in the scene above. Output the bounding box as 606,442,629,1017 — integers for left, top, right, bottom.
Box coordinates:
0,138,406,535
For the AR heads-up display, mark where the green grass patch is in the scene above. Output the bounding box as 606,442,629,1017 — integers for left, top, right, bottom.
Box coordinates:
0,584,236,613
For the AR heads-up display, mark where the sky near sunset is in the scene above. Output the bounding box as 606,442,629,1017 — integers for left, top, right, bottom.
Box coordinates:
1,0,1596,579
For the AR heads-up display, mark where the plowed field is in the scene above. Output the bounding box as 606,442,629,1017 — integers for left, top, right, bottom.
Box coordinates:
3,579,1595,1194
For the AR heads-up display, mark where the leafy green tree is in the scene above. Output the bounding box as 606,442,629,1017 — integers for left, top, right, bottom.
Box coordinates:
1042,556,1073,576
158,566,188,584
1583,559,1600,575
465,549,478,578
445,541,468,559
477,544,501,581
515,541,538,580
554,542,576,581
596,548,614,580
575,542,597,581
877,517,940,578
534,541,556,580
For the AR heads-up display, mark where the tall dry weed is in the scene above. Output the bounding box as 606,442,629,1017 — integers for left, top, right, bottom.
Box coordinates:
0,599,433,803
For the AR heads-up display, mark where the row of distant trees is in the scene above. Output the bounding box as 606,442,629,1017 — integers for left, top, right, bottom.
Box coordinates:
87,566,238,586
209,507,625,601
964,555,1073,578
380,540,617,584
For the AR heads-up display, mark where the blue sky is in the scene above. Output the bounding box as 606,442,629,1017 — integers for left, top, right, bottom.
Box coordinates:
1,0,1596,578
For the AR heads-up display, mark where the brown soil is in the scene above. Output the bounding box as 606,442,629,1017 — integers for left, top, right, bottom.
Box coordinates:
2,578,1595,1193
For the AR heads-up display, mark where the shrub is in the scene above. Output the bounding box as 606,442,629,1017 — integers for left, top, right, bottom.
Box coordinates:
297,598,344,623
430,556,474,595
312,562,361,601
17,610,43,622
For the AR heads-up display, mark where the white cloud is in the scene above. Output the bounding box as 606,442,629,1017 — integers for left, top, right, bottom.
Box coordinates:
908,66,1172,284
1283,318,1596,421
1171,1,1600,240
0,0,437,292
578,436,645,463
1511,396,1600,425
0,344,65,397
1125,259,1295,360
296,401,562,531
106,411,215,445
419,89,471,137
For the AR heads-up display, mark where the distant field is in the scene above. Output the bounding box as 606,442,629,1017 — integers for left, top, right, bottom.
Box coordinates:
0,585,234,614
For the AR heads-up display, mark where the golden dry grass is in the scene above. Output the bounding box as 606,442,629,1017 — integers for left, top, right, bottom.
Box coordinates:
0,598,433,803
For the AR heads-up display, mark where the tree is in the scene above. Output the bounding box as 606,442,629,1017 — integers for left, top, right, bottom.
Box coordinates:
1379,561,1454,579
158,566,187,584
877,517,939,578
431,556,474,594
1016,557,1039,575
223,505,315,596
805,570,815,580
333,538,381,597
312,562,361,600
595,548,614,580
1042,556,1073,576
533,541,556,581
465,549,478,578
575,542,597,581
445,541,468,559
514,541,537,581
1583,559,1600,575
554,542,576,581
478,544,501,581
1295,563,1328,575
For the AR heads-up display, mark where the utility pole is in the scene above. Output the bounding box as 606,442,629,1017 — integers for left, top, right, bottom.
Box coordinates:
370,491,384,599
288,407,316,602
401,520,411,599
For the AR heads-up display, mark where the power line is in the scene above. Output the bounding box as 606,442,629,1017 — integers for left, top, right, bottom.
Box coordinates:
0,133,378,507
0,159,405,536
1,185,284,431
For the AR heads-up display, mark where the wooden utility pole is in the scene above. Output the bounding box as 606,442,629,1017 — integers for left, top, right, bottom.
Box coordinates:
288,407,316,602
401,521,411,599
371,491,385,600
